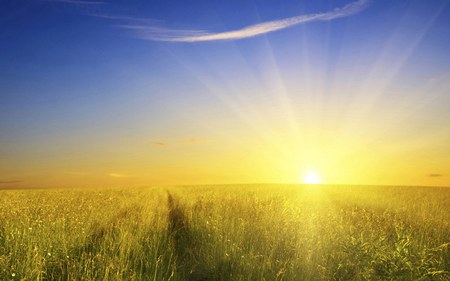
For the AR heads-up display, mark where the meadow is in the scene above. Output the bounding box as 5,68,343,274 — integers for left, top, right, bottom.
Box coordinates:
0,184,449,280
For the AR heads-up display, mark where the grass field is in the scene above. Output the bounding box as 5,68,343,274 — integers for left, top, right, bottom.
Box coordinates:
0,184,449,280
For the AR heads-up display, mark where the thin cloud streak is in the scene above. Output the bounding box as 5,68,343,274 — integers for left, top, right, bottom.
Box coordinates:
146,138,208,147
0,180,23,184
45,0,106,5
121,0,370,42
149,141,167,146
108,173,130,178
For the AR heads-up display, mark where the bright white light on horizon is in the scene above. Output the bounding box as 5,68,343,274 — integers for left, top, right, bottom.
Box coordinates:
303,171,321,184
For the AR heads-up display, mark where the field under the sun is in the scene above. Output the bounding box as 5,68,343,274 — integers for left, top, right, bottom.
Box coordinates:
0,184,449,280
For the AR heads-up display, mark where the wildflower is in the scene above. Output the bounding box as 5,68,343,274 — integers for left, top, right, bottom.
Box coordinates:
12,273,16,277
47,252,51,257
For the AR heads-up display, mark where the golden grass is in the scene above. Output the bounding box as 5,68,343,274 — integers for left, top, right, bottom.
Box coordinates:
0,184,449,280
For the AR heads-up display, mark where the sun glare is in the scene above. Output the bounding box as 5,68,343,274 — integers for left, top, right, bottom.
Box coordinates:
303,171,321,184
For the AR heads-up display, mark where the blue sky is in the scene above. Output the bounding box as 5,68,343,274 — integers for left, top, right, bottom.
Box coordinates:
1,0,450,187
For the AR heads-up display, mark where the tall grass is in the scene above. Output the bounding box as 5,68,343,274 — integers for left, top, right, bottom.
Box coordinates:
0,184,449,280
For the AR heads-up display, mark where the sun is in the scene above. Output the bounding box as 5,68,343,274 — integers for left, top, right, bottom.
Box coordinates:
303,171,321,184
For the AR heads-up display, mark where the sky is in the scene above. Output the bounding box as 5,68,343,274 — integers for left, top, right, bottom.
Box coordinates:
1,0,450,188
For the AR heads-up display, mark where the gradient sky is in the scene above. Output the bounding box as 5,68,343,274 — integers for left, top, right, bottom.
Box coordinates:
1,0,450,188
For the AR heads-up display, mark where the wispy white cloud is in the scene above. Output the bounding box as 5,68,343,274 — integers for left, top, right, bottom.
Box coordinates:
120,0,370,42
